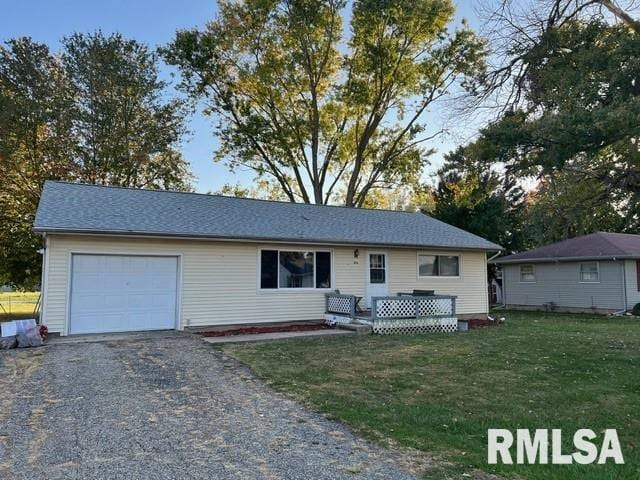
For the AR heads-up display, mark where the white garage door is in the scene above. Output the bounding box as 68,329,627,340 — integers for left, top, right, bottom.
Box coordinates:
70,254,178,334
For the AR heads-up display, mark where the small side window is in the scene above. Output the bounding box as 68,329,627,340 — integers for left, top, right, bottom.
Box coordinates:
520,264,536,282
580,262,599,282
260,250,278,289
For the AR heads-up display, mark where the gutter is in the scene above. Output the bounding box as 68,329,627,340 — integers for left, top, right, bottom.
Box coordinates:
492,255,640,264
32,228,503,252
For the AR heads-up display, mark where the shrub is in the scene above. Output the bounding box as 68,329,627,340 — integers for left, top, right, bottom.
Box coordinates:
632,303,640,316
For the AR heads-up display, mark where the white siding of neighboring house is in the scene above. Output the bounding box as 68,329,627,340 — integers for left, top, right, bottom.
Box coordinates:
502,260,625,312
625,260,640,310
42,234,490,334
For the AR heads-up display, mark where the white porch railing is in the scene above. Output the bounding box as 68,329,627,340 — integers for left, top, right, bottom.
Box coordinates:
325,293,458,334
371,295,457,334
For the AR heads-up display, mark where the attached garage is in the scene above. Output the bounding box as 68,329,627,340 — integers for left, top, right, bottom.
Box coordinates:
69,254,179,334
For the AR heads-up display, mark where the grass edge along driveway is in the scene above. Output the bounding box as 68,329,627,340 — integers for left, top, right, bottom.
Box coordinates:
221,311,640,480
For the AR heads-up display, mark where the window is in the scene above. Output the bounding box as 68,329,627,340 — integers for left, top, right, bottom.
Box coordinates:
369,254,386,284
418,254,460,277
519,264,536,282
580,262,599,282
260,250,331,290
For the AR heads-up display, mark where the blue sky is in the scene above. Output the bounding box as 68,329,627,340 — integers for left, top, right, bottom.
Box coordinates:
1,0,482,194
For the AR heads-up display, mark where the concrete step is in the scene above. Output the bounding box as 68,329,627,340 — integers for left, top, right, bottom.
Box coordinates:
336,323,373,335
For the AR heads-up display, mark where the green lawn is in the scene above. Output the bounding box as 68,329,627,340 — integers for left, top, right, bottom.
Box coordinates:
0,291,40,322
221,311,640,479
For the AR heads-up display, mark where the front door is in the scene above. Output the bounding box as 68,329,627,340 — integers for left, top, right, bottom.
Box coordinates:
366,252,388,308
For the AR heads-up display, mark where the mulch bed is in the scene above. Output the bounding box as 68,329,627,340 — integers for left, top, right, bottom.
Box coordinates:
200,323,332,337
467,318,500,329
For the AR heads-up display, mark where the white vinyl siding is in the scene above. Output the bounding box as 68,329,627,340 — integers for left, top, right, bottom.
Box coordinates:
503,261,625,311
389,249,488,316
42,234,490,334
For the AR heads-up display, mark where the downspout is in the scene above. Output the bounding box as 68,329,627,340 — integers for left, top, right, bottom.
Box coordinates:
38,233,48,325
613,257,627,315
486,251,504,310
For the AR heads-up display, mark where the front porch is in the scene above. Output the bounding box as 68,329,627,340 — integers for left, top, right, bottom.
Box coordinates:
325,292,458,334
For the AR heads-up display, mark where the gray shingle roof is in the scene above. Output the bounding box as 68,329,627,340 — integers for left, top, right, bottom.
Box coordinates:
33,181,501,250
494,232,640,264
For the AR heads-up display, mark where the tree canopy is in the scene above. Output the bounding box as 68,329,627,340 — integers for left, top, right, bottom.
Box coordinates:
164,0,486,206
0,33,193,288
430,2,639,249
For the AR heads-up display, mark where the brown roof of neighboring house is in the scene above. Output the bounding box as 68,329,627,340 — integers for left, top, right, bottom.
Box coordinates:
493,232,640,264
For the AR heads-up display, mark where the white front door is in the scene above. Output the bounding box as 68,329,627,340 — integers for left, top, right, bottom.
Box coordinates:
365,252,388,308
69,254,178,334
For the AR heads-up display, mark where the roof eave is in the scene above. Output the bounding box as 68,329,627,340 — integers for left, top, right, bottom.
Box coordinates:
33,227,502,252
492,255,639,264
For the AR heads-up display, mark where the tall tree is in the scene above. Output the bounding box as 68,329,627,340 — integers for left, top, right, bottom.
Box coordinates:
524,170,627,245
164,0,485,206
62,32,192,189
0,34,193,288
475,19,640,227
0,38,75,288
431,144,526,254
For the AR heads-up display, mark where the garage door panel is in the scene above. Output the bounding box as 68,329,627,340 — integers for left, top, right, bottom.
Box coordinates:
151,275,177,289
150,294,174,309
72,274,104,292
105,256,129,273
73,294,106,311
73,255,102,273
70,255,178,334
104,275,126,291
127,293,153,309
104,294,126,308
150,259,178,275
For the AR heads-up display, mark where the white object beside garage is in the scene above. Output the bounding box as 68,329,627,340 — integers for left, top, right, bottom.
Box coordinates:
69,254,178,334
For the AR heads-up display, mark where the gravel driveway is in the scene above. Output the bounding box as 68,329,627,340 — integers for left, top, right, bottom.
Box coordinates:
0,333,418,480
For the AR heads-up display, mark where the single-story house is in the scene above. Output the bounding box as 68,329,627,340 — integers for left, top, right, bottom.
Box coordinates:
34,181,500,335
493,232,640,314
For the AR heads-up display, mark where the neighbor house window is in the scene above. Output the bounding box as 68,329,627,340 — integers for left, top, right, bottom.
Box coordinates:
260,250,331,289
580,261,599,282
418,254,460,277
519,264,536,282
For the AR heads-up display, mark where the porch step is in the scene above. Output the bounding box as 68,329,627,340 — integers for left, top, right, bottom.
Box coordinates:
336,322,372,335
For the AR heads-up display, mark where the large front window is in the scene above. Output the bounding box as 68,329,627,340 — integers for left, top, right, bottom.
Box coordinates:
260,250,331,289
418,254,460,277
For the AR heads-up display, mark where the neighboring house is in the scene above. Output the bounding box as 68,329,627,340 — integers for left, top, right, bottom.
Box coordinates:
33,181,500,336
493,232,640,314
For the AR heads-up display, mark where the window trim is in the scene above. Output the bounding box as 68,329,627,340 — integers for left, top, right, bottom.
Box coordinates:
519,264,536,283
416,252,461,279
579,261,600,283
367,251,388,286
257,247,334,292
